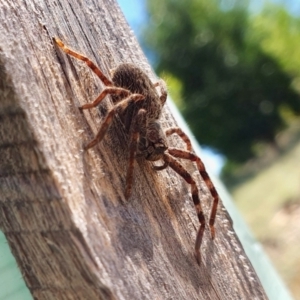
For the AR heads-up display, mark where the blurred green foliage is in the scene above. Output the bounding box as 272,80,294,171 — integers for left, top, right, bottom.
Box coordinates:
144,0,300,163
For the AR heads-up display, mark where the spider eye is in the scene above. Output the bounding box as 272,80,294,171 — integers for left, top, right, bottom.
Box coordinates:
155,142,167,151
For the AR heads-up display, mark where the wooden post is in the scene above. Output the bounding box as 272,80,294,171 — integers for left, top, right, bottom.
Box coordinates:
0,0,267,299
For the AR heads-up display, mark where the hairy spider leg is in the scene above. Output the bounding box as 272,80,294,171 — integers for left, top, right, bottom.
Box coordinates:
125,109,147,199
152,160,169,171
162,153,205,265
79,87,131,110
167,148,219,239
165,127,192,151
153,126,193,171
53,37,113,86
83,94,145,150
153,80,167,105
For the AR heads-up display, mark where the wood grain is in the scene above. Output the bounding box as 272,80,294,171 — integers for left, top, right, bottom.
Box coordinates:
0,0,267,299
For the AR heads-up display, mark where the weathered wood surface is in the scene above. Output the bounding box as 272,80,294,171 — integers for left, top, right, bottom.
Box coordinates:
0,0,268,299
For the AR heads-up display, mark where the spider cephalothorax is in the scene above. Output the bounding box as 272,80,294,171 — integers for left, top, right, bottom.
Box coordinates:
54,37,220,264
137,121,168,161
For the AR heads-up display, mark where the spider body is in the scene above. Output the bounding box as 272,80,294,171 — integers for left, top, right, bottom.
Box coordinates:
54,37,220,265
111,63,168,162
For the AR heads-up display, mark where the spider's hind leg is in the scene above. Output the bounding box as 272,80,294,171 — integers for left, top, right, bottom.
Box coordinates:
54,37,113,86
79,87,131,110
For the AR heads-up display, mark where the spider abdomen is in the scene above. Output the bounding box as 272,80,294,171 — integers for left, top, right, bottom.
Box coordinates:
112,63,163,121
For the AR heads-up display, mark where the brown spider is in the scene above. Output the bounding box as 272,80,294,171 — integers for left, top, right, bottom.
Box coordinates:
54,37,220,264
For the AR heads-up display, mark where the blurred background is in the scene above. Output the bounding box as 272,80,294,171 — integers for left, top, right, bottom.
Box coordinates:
118,0,300,298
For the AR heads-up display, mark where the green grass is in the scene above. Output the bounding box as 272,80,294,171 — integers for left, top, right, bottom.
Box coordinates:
231,135,300,299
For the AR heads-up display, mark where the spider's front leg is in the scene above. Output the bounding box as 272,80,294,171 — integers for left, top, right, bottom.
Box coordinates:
162,153,205,264
167,148,219,239
165,127,192,151
124,108,147,199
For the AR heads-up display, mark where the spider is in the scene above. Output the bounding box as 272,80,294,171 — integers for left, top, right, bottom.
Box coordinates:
54,37,220,264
